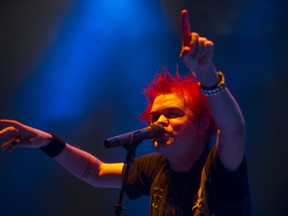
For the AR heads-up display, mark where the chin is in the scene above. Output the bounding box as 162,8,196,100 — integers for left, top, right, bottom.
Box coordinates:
153,138,174,151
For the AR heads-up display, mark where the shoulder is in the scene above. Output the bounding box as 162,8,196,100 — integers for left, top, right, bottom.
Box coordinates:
204,145,250,203
205,145,248,180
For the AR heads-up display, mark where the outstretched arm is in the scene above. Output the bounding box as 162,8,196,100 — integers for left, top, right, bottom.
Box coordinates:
0,119,123,188
180,10,246,171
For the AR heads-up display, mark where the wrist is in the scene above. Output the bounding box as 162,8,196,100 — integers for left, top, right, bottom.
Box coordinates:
40,134,66,158
198,71,226,96
193,64,218,87
41,133,53,147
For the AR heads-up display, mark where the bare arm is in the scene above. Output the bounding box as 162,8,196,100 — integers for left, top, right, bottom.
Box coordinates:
0,119,123,188
180,10,245,171
54,144,123,188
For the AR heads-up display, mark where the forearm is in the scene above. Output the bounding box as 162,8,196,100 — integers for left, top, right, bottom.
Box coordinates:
197,66,246,170
196,65,245,134
53,144,123,188
0,120,124,187
208,88,245,135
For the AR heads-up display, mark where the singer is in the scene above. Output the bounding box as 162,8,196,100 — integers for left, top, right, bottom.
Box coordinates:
0,10,251,215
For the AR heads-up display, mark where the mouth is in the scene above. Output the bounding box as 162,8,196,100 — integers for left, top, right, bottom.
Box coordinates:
153,133,170,147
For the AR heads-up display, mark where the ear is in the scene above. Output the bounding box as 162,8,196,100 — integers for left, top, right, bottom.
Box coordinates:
197,116,210,135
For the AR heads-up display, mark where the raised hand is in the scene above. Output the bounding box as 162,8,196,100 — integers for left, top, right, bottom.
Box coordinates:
0,120,52,152
180,10,214,74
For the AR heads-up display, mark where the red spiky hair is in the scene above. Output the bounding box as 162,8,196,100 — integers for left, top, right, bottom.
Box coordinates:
139,67,217,136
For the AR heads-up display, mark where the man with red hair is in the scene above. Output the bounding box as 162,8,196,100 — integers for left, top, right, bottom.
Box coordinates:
0,10,250,215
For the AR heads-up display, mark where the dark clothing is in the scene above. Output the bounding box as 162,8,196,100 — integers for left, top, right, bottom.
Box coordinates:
122,145,251,215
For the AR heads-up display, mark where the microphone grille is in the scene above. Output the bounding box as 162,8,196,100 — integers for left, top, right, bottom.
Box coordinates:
150,123,165,138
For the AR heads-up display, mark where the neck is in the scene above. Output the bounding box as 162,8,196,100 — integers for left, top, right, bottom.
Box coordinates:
165,135,208,172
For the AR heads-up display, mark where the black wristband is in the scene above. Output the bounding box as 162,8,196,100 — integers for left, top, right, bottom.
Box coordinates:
40,134,66,158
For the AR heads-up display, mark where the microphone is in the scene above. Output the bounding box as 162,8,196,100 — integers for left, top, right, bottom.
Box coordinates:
104,123,164,149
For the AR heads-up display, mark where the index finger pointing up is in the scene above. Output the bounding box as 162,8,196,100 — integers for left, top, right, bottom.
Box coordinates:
181,10,191,47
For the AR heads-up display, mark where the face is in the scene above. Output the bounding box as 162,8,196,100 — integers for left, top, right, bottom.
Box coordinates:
150,93,200,154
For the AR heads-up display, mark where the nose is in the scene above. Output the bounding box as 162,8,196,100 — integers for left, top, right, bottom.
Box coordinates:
155,114,169,126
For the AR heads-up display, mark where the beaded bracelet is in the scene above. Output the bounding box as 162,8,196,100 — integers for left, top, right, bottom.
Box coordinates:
40,134,66,158
199,71,226,96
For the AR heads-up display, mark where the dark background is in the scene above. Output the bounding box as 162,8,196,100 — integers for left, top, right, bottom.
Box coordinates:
0,0,287,215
